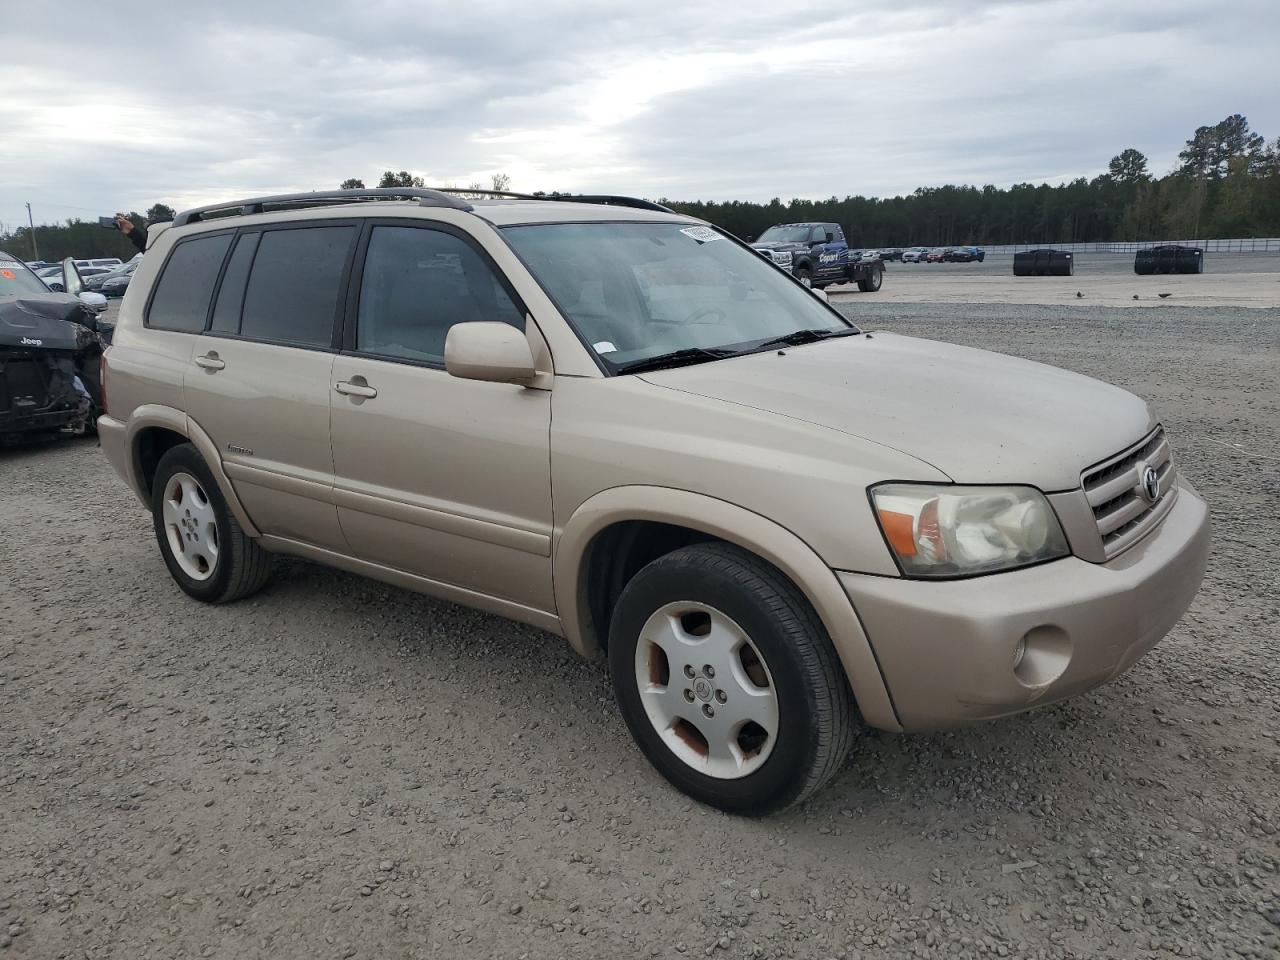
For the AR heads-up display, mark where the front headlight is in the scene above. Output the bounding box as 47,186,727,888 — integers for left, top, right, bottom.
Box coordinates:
871,484,1069,578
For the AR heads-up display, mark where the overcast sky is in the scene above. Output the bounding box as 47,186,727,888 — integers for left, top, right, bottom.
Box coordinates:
3,0,1278,230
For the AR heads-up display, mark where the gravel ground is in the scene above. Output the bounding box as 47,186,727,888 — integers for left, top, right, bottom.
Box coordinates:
2,301,1279,960
826,253,1280,309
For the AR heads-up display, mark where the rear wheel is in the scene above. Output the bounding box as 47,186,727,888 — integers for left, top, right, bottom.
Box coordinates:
608,543,855,815
151,443,272,603
857,266,883,292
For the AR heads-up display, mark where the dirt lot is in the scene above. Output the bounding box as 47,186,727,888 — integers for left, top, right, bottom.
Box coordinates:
2,294,1279,959
827,253,1280,309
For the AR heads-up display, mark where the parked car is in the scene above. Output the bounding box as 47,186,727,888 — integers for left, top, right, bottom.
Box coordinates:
98,187,1208,815
86,259,139,295
860,249,881,262
879,248,904,262
900,247,928,263
1,251,108,438
74,258,123,270
40,265,111,291
946,246,986,263
750,223,883,292
926,247,949,263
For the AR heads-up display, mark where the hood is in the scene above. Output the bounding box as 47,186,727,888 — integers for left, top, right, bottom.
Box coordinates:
751,241,807,253
0,294,98,351
638,332,1154,492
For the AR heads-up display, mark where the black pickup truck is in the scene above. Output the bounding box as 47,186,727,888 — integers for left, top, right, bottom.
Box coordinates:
750,222,883,291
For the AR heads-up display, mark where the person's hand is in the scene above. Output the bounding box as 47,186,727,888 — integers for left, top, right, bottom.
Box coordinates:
115,214,134,234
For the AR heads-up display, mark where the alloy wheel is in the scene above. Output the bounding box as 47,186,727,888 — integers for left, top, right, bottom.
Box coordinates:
632,601,779,779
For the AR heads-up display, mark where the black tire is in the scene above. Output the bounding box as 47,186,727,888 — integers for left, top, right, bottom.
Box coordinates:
608,542,855,815
151,442,272,603
792,265,813,287
857,266,883,293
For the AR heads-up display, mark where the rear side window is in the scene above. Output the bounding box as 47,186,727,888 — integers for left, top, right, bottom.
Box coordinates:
239,226,354,347
148,233,233,332
209,233,260,333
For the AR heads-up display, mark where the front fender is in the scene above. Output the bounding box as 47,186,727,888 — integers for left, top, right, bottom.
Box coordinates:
554,485,901,732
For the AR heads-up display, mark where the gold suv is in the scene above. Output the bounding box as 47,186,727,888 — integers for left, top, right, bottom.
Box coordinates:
98,189,1210,814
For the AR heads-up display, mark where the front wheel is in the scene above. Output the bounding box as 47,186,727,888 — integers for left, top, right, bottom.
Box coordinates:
857,266,883,292
793,266,812,287
151,443,272,603
608,543,855,815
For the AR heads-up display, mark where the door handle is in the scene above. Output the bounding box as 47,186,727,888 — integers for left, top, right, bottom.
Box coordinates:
334,380,377,399
194,354,225,371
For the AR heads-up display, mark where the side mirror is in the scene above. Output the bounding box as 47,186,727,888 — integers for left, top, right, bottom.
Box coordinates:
825,233,834,243
60,258,84,298
79,291,108,314
445,322,536,385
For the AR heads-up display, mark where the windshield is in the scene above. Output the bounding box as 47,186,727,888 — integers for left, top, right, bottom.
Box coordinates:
755,224,815,244
502,221,852,372
0,259,53,297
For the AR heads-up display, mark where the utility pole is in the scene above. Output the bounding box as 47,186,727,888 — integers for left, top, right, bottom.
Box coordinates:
25,202,39,260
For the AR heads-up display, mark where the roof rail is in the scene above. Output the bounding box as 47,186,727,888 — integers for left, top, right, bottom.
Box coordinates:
432,188,675,214
172,186,677,228
172,188,474,226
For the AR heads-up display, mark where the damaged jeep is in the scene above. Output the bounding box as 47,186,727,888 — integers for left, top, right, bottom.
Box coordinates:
1,251,109,439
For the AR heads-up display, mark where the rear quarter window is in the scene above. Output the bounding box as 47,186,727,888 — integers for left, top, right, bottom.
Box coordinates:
147,233,234,332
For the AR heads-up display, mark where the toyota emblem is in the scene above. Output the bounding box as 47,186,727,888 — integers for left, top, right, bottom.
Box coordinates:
1139,465,1160,503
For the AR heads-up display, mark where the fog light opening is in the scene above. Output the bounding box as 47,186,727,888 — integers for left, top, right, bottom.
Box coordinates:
1012,625,1072,688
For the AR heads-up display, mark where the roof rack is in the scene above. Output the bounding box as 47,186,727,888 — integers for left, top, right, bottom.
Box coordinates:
172,188,474,226
437,188,675,214
172,187,676,227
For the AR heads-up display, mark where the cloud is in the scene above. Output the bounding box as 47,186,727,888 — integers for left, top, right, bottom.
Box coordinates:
2,0,1277,230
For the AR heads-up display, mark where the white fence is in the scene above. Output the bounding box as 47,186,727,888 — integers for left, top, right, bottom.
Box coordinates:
979,238,1280,256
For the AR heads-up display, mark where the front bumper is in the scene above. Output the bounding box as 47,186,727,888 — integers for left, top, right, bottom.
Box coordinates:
839,480,1210,731
0,405,84,434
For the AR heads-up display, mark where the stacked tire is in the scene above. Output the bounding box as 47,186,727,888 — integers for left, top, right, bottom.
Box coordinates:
1134,245,1204,275
1012,249,1074,277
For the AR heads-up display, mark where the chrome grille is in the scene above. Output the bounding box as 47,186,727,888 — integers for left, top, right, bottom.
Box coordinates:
1081,426,1176,558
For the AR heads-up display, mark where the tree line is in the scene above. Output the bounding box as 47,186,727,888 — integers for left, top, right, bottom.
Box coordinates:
0,204,174,262
5,114,1277,262
662,115,1280,246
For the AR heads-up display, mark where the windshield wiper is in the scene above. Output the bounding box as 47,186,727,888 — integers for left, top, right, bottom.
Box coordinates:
614,346,737,375
739,327,860,354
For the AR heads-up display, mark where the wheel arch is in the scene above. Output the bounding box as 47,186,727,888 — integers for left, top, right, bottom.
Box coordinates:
555,486,901,731
123,405,260,538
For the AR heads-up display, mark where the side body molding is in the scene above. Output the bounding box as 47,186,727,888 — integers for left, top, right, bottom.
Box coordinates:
554,486,902,732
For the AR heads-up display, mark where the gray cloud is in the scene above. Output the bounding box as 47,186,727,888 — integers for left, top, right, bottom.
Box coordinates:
2,0,1277,230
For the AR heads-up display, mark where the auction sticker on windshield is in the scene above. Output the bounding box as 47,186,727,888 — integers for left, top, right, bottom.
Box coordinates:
679,226,722,244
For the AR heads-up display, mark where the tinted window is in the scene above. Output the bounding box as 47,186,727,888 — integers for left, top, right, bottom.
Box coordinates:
811,227,827,242
148,233,233,332
240,226,354,347
356,226,522,364
209,233,260,333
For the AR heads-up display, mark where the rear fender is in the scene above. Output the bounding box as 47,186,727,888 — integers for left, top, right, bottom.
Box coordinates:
121,405,260,537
